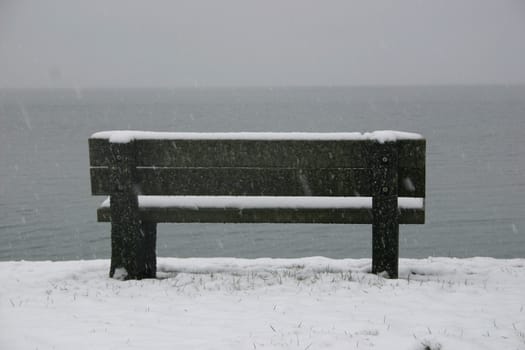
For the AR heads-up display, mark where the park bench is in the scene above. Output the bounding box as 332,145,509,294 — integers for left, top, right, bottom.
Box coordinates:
89,130,425,279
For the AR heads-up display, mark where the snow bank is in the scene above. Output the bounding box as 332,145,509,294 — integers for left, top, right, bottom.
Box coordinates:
1,257,524,349
90,130,423,143
99,196,424,210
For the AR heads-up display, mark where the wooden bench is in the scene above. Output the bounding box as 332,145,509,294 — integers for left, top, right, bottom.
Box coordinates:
89,131,425,279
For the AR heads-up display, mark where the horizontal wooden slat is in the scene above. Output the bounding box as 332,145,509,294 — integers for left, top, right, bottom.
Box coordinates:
90,167,425,197
97,206,424,224
89,138,425,169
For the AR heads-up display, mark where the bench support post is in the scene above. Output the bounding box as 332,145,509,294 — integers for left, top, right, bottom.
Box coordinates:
141,221,157,277
109,141,156,279
371,142,399,278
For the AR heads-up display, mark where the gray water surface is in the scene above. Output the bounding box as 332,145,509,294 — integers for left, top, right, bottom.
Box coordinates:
0,86,524,260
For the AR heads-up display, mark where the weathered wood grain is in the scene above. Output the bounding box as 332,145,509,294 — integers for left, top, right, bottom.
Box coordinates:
90,167,425,197
90,138,425,169
96,205,424,224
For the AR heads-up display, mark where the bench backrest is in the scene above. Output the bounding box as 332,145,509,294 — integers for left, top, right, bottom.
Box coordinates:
89,131,425,201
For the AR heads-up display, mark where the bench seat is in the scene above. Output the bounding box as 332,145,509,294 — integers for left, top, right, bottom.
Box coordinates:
98,196,424,224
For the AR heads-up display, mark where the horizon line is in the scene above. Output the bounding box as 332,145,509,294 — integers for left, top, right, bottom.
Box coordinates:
1,83,524,91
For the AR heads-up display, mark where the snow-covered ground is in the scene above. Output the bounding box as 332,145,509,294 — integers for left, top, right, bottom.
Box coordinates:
1,257,524,349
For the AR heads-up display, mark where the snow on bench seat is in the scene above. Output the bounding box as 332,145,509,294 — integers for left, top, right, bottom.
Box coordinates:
100,196,424,210
97,196,424,225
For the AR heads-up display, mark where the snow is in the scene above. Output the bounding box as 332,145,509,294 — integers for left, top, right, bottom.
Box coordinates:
90,130,423,144
1,257,524,349
100,196,424,210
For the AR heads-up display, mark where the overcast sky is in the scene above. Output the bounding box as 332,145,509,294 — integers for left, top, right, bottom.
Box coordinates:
1,0,524,88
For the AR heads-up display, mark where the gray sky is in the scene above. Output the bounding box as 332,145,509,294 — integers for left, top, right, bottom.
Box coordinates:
1,0,524,88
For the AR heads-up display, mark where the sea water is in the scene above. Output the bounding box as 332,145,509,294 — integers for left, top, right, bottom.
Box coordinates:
0,86,523,260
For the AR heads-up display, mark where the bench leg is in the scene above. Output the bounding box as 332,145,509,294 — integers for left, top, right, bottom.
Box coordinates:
142,221,157,278
110,220,157,279
371,142,399,279
372,196,399,278
109,192,156,279
108,141,156,280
